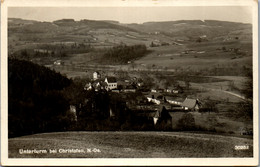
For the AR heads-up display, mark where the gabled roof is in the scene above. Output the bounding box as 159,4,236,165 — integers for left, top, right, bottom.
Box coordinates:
106,77,117,83
93,71,100,74
154,105,171,119
164,96,176,101
181,98,198,108
92,78,103,83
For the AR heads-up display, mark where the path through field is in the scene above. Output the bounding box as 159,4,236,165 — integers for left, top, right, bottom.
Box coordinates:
191,83,247,101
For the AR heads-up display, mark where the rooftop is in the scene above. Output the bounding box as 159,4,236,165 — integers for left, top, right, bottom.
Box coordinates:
181,98,198,108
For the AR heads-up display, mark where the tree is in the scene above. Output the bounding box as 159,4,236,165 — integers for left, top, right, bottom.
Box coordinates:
177,113,195,130
185,80,190,90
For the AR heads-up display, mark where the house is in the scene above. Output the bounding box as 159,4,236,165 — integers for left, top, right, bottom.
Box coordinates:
157,89,164,93
181,98,201,111
93,79,108,91
105,77,117,90
166,89,172,93
123,85,136,92
146,93,164,105
151,89,157,93
153,105,172,130
111,89,120,93
165,96,182,106
93,71,101,80
84,82,92,90
54,60,62,65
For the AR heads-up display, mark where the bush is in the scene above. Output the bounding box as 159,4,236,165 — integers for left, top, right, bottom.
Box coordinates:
177,113,196,130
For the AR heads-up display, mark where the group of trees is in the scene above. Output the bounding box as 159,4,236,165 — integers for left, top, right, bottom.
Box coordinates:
8,58,72,137
10,42,94,61
102,44,148,64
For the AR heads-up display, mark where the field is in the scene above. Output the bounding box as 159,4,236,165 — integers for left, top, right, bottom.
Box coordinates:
9,131,253,158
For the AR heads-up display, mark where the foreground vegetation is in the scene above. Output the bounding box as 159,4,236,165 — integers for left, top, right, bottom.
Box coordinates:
8,131,253,158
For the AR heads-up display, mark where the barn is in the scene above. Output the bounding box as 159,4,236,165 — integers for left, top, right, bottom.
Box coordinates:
181,98,201,111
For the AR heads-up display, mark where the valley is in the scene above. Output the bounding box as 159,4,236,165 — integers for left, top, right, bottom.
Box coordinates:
8,18,253,141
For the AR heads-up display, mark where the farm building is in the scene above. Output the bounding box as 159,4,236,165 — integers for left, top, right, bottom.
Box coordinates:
105,77,117,90
181,98,201,111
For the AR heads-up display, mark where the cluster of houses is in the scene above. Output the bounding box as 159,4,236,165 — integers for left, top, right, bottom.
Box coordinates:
84,72,118,91
84,71,142,92
70,71,203,129
84,71,201,112
146,92,201,112
67,71,205,131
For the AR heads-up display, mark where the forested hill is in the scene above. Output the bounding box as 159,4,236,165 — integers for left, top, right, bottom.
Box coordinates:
8,58,72,137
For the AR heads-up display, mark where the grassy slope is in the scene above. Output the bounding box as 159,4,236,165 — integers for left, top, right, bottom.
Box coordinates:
9,131,252,158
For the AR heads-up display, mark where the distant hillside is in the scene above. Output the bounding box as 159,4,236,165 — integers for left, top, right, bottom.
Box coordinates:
8,18,252,51
8,18,148,53
8,18,38,26
8,18,139,34
8,18,252,71
127,20,252,40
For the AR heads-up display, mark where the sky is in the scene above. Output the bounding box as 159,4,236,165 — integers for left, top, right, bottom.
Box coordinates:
8,6,252,24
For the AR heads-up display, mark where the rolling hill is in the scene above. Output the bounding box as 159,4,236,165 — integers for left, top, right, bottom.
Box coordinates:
127,20,252,40
8,18,252,74
8,18,252,49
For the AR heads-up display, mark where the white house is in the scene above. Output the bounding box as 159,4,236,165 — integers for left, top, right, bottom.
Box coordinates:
84,82,92,90
104,77,117,90
93,71,101,80
54,60,62,65
146,93,164,105
147,97,160,105
165,96,182,106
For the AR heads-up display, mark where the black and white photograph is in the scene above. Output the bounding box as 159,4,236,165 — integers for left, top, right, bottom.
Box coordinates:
1,0,258,166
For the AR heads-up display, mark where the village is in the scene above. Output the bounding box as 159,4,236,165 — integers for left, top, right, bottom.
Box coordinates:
69,71,203,130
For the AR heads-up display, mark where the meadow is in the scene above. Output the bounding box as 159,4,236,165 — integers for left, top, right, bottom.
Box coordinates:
9,131,253,158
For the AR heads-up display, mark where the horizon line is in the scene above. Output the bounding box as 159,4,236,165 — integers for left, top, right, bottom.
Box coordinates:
8,17,252,25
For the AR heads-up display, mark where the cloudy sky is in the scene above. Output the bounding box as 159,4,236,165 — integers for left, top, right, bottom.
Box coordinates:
8,6,252,24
